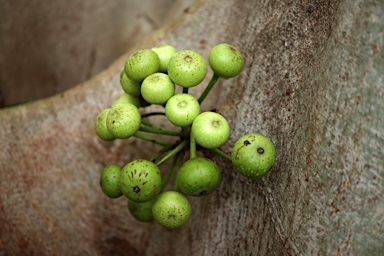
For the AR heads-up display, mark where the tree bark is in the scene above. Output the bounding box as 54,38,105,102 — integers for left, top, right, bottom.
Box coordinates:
0,0,383,255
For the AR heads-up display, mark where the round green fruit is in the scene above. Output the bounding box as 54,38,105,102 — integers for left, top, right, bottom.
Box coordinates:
231,133,276,178
124,49,160,82
167,50,207,88
177,157,221,197
120,71,141,97
152,191,191,229
128,199,154,222
120,159,162,203
151,44,177,73
94,108,115,141
100,165,122,198
112,93,140,108
165,94,200,127
106,103,141,139
191,112,230,149
208,43,244,78
141,73,175,105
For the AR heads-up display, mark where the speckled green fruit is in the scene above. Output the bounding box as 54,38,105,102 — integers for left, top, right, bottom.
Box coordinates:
128,199,154,222
167,50,207,88
208,43,244,78
94,108,115,141
177,157,221,197
106,103,141,139
231,133,276,178
112,93,140,108
100,165,122,198
124,49,160,82
141,73,175,105
152,191,191,229
120,159,162,203
120,70,141,97
165,94,200,127
191,112,230,149
152,44,177,73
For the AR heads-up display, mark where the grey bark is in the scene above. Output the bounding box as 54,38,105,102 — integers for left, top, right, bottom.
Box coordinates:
0,0,383,255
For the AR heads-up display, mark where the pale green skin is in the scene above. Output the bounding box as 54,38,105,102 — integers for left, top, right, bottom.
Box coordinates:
120,71,141,97
231,133,276,178
208,43,244,78
152,44,177,73
100,165,122,198
165,94,200,127
167,50,207,88
152,191,191,229
124,49,160,82
191,112,230,149
141,73,175,105
112,93,140,108
128,199,154,222
106,103,141,139
94,108,115,141
120,159,162,203
177,157,221,197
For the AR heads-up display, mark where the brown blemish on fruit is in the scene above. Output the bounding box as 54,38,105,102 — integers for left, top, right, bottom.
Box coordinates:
257,147,265,154
185,55,192,62
244,140,251,146
133,186,140,193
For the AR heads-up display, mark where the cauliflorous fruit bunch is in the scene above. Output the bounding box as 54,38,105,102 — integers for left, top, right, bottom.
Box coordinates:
95,43,276,229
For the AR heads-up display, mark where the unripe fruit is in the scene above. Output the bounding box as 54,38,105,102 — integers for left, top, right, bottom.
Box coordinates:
124,49,160,82
120,159,162,203
120,71,141,97
106,103,141,139
94,108,115,141
177,157,221,197
141,73,175,105
152,191,191,229
167,50,207,88
231,133,276,178
128,199,154,222
208,43,244,78
112,93,140,108
151,44,177,73
100,165,122,198
191,112,230,149
165,94,200,127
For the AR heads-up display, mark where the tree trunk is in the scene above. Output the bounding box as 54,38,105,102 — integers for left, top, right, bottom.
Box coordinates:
0,0,382,255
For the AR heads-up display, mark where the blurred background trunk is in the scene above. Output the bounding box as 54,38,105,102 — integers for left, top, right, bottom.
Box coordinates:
0,0,383,255
0,0,192,107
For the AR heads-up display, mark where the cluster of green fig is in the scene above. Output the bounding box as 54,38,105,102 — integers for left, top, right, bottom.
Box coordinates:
95,43,276,229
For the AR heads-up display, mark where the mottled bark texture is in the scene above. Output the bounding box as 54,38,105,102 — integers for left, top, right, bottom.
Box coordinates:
0,0,383,255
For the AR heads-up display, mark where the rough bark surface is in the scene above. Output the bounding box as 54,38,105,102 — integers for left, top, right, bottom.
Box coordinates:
0,0,383,255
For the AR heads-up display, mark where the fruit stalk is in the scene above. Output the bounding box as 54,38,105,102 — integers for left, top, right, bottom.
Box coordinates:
198,73,219,104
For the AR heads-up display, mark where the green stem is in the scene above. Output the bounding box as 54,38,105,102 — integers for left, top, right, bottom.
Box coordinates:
182,87,189,94
211,148,232,162
156,140,188,166
150,143,176,162
141,112,165,118
173,151,185,191
198,73,219,104
141,119,174,132
134,133,170,146
161,154,178,191
139,126,181,136
190,133,197,159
